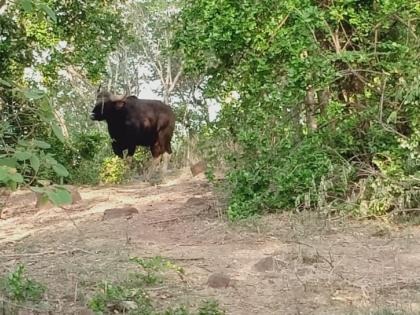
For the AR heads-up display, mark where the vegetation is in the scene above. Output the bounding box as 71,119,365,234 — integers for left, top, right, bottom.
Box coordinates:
88,256,224,315
2,1,419,314
174,0,420,219
0,0,128,203
0,260,225,315
0,265,45,303
0,0,419,229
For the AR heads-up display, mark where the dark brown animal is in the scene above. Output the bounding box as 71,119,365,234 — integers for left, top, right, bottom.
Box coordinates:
90,91,175,164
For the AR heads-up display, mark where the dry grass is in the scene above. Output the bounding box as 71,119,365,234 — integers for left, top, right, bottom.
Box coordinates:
1,170,420,314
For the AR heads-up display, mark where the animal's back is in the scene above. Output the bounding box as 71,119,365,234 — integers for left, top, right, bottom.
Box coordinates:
124,98,175,148
126,98,174,126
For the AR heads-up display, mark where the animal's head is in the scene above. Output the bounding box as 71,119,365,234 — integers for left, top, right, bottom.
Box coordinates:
90,89,127,121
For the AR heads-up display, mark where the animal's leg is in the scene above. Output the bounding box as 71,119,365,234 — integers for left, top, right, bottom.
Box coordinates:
161,152,170,173
111,142,124,158
126,146,136,167
144,142,165,183
127,146,136,157
143,155,162,183
155,131,172,174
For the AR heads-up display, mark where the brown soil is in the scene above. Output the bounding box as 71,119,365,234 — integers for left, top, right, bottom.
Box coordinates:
1,169,420,315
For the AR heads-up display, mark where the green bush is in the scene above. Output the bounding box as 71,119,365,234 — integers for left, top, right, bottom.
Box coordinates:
176,0,420,220
0,265,45,302
88,282,153,314
99,156,130,185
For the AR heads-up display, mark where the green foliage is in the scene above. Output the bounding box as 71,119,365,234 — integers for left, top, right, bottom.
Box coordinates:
0,0,127,194
1,0,126,83
88,282,154,314
99,156,130,185
31,185,72,206
0,265,45,302
0,138,69,186
132,148,151,176
96,148,151,185
129,256,185,286
197,300,225,315
88,281,225,315
48,130,111,185
88,257,223,315
175,0,420,219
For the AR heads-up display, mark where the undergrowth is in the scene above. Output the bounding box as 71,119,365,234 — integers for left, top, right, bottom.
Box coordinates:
88,256,224,315
0,258,225,315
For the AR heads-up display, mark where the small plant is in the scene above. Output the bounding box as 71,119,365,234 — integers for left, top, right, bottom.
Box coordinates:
132,148,150,173
88,282,153,314
197,300,225,315
162,306,190,315
0,264,45,302
88,257,224,315
99,156,130,184
129,256,185,286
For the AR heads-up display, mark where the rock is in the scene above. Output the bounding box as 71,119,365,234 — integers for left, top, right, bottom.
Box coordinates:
103,207,139,220
207,272,231,288
254,256,275,272
185,197,205,207
190,161,207,176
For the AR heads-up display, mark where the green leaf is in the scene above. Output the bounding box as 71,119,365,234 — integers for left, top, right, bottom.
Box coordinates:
0,166,23,184
30,155,40,172
18,139,30,147
0,158,18,168
0,78,12,87
0,166,12,182
30,187,46,193
22,88,45,100
45,155,58,166
38,3,57,23
32,140,51,149
14,151,32,161
387,111,398,124
46,188,72,206
8,172,24,183
51,123,65,142
52,164,69,177
37,193,50,207
18,0,34,12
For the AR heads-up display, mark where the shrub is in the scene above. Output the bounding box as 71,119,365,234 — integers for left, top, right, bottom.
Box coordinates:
99,156,130,185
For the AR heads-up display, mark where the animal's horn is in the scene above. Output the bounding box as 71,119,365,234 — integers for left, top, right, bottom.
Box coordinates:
96,84,102,93
109,93,127,102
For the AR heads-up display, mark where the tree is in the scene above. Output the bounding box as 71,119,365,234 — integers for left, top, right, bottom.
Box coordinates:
104,0,183,105
0,0,128,193
174,0,420,219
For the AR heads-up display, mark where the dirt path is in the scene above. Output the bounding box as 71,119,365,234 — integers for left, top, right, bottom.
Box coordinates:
1,170,420,314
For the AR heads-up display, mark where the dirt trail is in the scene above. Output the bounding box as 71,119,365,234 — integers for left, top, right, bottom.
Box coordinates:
1,170,420,314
